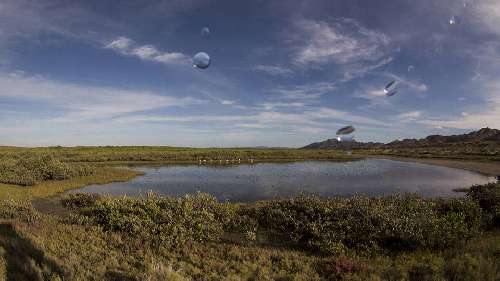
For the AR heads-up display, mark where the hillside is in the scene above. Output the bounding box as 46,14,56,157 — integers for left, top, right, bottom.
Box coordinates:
302,128,500,150
302,139,383,149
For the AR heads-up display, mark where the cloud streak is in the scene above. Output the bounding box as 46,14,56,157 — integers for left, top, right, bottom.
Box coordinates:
105,36,189,65
293,18,391,67
0,71,202,121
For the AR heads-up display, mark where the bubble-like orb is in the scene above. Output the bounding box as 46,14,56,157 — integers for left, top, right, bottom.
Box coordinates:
201,27,211,37
337,135,355,142
336,126,355,136
449,16,460,25
383,80,397,94
386,90,397,97
408,65,415,72
193,52,211,69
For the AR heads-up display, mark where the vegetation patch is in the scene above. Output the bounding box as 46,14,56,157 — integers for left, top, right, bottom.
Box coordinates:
64,192,484,256
0,154,95,186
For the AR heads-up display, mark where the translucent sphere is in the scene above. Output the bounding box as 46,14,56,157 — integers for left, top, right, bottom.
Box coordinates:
193,52,211,69
449,16,460,25
201,27,211,37
336,126,355,136
337,135,355,142
408,65,415,72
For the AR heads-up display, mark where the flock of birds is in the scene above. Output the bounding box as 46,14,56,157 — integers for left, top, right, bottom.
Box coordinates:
198,158,254,165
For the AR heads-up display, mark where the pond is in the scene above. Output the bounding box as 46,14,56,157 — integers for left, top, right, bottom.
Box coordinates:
70,159,497,201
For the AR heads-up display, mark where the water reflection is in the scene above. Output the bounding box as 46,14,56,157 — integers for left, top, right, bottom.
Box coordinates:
70,159,496,202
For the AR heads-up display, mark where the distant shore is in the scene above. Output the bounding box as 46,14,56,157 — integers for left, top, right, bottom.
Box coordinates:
372,155,500,177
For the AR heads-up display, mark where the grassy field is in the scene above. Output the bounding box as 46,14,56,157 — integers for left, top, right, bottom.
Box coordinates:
0,146,498,280
0,146,358,164
358,142,500,162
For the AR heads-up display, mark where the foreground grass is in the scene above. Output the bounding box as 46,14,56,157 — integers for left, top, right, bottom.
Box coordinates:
0,184,498,280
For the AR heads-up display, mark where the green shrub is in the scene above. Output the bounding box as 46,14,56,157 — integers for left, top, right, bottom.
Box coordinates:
66,193,484,255
242,195,482,254
69,193,235,247
0,200,39,223
0,154,96,186
62,193,101,209
444,253,499,281
467,182,500,227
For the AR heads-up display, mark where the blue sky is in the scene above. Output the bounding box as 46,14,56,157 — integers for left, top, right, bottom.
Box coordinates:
0,0,499,147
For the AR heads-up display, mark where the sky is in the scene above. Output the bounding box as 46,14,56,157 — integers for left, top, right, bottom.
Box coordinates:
0,0,499,147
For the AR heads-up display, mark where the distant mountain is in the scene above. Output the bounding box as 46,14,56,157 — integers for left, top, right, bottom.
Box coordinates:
302,139,383,150
302,128,500,150
386,128,500,148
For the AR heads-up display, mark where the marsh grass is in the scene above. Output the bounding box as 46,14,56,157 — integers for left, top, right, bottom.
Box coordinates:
0,148,498,280
0,168,141,202
0,186,496,280
0,146,357,164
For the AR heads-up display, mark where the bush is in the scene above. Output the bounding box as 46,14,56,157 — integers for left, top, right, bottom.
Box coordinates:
242,195,482,254
0,200,39,223
62,193,101,209
68,193,235,247
0,154,95,186
467,182,500,227
444,254,499,281
65,193,484,255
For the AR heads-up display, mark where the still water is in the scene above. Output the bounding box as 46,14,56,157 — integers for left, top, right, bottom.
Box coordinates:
70,159,496,201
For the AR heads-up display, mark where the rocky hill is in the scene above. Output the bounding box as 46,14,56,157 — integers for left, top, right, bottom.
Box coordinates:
302,128,500,150
302,139,383,150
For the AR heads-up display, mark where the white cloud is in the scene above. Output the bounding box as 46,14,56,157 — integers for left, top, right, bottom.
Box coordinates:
342,57,394,82
398,111,422,121
385,74,429,93
0,71,202,121
105,36,189,65
105,36,133,52
254,65,293,76
293,18,391,67
472,0,500,36
131,45,159,60
259,102,305,110
270,81,337,100
121,105,389,131
418,80,500,129
221,100,236,105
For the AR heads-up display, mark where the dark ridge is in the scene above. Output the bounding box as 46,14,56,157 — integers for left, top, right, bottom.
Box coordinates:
301,128,500,149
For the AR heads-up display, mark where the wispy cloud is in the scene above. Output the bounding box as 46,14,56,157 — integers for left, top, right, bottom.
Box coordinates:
220,100,236,105
0,71,202,121
342,57,394,82
417,79,500,129
398,111,422,121
120,105,390,131
386,74,429,93
472,0,500,36
105,36,189,65
253,64,293,76
292,18,391,67
270,81,337,100
259,102,305,110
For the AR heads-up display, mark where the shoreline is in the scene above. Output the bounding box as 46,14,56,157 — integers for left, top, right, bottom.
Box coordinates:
370,155,500,177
